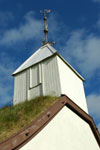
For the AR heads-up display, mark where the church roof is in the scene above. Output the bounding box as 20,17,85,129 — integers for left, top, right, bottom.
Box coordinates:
0,95,100,149
12,43,84,81
12,43,57,75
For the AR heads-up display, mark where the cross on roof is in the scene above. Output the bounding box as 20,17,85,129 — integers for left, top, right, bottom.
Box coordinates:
40,9,55,46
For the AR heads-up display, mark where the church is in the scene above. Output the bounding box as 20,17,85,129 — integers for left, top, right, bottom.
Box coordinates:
1,10,100,150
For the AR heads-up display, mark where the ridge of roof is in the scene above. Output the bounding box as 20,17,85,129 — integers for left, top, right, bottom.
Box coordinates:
0,95,100,150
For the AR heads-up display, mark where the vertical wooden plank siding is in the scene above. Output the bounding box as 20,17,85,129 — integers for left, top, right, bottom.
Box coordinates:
30,65,39,88
28,64,42,100
13,71,27,105
42,56,61,96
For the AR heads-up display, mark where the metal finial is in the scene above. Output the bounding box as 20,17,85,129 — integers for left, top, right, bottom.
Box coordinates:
40,9,55,46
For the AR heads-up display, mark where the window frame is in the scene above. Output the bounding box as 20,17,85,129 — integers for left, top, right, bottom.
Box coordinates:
29,64,42,89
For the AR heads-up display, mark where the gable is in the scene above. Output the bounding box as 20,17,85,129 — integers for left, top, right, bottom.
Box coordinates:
21,106,99,150
1,96,100,149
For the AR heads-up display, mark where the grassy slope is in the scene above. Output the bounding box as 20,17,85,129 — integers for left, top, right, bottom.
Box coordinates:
0,96,58,143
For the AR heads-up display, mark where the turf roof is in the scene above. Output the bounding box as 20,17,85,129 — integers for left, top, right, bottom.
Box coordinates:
0,96,58,143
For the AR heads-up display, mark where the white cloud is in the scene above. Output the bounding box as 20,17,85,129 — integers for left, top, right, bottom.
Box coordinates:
61,29,100,78
0,11,43,46
87,94,100,120
0,11,67,47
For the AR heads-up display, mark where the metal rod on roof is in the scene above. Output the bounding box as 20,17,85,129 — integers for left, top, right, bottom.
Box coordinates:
40,9,55,46
40,9,50,45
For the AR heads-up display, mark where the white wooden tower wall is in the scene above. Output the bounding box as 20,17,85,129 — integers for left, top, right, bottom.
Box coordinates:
42,56,61,96
56,56,88,113
13,54,88,113
13,55,61,105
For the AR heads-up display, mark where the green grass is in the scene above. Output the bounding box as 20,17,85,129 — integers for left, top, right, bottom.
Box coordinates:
0,96,58,143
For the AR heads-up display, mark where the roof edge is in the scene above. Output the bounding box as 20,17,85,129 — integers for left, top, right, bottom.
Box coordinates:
12,52,85,82
0,95,100,149
12,53,58,76
12,43,57,76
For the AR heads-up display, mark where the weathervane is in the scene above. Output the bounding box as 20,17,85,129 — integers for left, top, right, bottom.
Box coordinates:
40,9,55,46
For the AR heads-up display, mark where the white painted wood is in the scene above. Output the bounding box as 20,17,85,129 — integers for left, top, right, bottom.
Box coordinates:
28,85,42,100
30,65,39,88
57,56,88,113
42,56,61,96
20,106,99,150
39,63,42,84
28,64,42,100
13,71,27,105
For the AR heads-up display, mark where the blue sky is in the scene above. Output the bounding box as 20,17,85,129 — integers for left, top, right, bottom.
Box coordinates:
0,0,100,132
